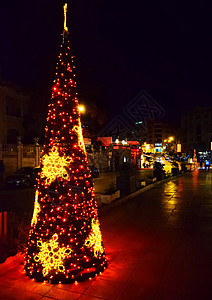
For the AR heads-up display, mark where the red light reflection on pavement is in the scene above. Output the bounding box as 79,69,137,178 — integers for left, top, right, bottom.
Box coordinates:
192,170,199,189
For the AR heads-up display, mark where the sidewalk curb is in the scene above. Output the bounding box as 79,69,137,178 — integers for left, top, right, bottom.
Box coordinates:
99,173,185,216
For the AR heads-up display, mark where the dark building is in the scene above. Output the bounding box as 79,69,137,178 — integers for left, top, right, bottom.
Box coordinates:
0,81,30,144
180,107,212,152
143,120,175,147
0,80,46,145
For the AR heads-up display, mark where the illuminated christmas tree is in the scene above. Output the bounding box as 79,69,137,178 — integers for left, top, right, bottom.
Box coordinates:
25,4,107,283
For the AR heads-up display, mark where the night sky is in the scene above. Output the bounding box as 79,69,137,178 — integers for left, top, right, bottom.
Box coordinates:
0,0,212,123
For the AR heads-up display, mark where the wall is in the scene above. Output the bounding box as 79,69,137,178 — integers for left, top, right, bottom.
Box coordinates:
1,143,39,177
2,157,17,176
0,83,30,144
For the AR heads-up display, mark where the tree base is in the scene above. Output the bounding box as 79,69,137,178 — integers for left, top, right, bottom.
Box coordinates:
25,259,107,284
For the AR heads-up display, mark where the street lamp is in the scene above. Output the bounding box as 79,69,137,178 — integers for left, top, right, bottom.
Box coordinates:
78,104,86,114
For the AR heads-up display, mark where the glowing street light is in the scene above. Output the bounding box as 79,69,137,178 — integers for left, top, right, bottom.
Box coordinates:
78,104,86,114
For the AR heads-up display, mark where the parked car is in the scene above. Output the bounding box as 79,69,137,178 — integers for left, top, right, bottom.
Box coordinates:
5,167,41,188
89,166,99,178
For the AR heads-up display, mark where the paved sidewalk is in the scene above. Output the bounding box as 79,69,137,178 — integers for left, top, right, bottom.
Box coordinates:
0,170,212,299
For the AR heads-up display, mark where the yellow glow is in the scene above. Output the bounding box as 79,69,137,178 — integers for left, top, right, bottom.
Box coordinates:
177,144,181,153
73,119,86,154
31,190,41,226
168,136,174,142
85,218,104,258
63,3,68,32
34,233,72,276
161,159,172,174
41,147,72,185
142,142,151,152
78,105,85,114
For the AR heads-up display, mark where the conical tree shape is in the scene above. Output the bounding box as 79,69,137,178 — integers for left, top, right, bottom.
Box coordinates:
25,9,107,284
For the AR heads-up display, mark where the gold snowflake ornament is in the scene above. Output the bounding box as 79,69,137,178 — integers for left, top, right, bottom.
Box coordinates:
31,190,41,226
85,218,104,258
73,118,86,154
34,233,72,276
40,147,72,185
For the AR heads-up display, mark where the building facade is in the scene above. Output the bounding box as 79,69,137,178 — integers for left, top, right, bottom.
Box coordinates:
143,120,175,152
180,107,212,152
0,81,30,144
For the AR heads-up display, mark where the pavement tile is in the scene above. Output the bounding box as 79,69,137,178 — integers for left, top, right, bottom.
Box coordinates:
0,286,42,300
155,244,203,299
40,296,60,300
53,280,93,294
98,266,133,283
31,283,53,295
192,256,212,299
44,287,81,300
116,279,155,300
85,278,123,300
0,276,37,291
155,282,196,300
111,253,141,270
127,251,171,293
104,238,128,252
0,267,39,292
78,295,104,300
23,292,43,300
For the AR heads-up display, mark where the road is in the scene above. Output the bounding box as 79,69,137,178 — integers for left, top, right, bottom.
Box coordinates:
0,170,212,299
